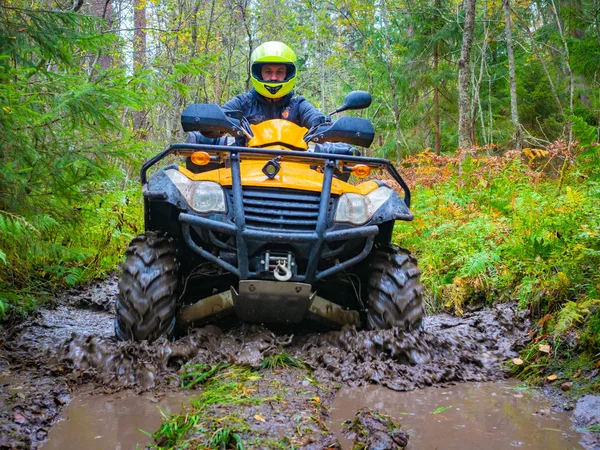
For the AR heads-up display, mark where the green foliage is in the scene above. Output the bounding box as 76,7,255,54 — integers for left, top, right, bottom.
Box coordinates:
0,4,155,320
209,428,245,450
395,155,600,337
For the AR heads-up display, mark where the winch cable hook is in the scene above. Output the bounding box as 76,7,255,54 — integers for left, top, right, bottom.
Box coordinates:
273,261,292,281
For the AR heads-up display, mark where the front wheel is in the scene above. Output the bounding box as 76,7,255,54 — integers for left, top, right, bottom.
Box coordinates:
115,232,179,342
364,244,425,331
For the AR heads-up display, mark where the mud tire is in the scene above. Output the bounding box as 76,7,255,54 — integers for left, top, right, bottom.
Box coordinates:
115,232,179,342
364,244,425,331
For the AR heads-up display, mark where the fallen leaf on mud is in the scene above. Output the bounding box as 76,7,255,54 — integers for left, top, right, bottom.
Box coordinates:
311,396,320,404
13,413,27,424
595,361,600,369
574,369,581,378
247,375,261,381
253,414,265,422
561,382,573,391
539,344,551,354
514,394,524,398
241,387,256,395
512,358,524,365
547,374,558,381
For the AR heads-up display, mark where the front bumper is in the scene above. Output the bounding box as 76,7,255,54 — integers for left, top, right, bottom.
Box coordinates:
143,143,413,284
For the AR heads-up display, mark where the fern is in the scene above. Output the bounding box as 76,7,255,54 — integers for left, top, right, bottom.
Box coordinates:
555,300,599,337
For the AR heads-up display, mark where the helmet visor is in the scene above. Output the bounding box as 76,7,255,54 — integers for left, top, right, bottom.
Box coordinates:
251,62,296,83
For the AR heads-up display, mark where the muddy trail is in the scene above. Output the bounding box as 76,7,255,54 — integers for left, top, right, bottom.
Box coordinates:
0,277,592,449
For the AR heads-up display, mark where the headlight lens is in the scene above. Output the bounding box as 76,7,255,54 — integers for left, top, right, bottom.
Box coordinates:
165,169,227,214
334,187,393,225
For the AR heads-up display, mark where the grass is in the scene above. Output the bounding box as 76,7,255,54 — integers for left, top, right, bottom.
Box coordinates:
259,352,310,371
151,366,278,449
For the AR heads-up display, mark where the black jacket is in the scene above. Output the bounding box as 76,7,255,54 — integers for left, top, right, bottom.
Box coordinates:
186,89,327,146
221,89,327,128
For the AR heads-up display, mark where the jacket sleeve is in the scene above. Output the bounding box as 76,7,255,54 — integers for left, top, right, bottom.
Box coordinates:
221,93,248,115
296,97,329,128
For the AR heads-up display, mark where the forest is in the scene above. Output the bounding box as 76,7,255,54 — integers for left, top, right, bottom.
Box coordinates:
1,0,600,396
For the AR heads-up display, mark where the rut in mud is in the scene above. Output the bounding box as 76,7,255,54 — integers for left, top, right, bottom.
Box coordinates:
0,277,531,448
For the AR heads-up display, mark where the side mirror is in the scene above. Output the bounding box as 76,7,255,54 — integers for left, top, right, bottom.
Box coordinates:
329,91,372,116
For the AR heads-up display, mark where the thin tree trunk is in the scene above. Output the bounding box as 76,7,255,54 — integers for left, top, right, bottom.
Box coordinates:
433,0,441,154
550,1,574,129
433,38,441,154
474,1,489,145
458,0,476,152
504,0,522,150
133,0,147,135
550,0,574,194
381,0,403,162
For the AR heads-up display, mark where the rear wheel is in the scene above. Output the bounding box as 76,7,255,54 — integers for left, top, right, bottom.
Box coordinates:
115,232,179,342
364,244,424,331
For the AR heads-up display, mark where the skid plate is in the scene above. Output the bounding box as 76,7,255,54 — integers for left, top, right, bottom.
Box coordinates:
232,280,312,324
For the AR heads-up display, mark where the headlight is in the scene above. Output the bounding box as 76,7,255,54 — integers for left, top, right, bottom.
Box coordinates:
334,187,393,225
165,169,227,214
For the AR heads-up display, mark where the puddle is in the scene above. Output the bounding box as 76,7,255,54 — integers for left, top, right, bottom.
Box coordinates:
331,380,585,450
43,390,189,450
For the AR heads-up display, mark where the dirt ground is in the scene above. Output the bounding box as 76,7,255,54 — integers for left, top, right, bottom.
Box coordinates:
0,276,590,449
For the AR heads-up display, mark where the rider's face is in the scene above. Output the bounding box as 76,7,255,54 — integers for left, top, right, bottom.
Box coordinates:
261,64,287,82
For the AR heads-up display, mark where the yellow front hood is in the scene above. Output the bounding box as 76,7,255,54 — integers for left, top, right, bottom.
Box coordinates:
178,160,379,196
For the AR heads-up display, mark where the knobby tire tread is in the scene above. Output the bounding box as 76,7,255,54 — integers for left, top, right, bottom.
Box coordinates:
365,244,425,331
115,232,179,342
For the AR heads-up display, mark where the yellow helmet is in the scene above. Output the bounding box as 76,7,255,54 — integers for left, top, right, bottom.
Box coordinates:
250,41,297,99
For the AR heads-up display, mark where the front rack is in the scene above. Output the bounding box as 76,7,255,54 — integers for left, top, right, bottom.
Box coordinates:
140,143,411,208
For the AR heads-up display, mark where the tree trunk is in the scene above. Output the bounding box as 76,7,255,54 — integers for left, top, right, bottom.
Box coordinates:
432,0,441,155
90,0,113,71
433,38,441,154
458,0,476,152
132,0,147,135
381,0,403,162
551,0,574,160
504,0,522,150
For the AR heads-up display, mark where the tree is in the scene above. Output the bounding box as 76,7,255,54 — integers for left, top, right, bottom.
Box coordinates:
504,0,522,150
458,0,476,151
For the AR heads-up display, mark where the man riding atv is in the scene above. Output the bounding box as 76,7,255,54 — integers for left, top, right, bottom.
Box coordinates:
186,41,328,147
115,42,425,343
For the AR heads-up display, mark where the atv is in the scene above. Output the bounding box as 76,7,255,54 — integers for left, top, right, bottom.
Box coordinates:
115,91,424,342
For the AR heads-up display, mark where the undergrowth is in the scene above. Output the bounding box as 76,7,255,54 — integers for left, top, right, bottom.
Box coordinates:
393,145,600,392
0,184,143,321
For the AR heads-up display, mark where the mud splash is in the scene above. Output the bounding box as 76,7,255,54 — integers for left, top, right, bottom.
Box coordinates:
0,278,531,448
52,303,528,395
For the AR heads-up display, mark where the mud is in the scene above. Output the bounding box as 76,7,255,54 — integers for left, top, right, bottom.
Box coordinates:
573,396,600,449
0,276,575,449
43,389,189,450
341,409,408,449
331,381,585,450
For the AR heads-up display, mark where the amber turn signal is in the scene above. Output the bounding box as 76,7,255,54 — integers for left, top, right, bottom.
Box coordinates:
352,164,371,178
190,151,211,166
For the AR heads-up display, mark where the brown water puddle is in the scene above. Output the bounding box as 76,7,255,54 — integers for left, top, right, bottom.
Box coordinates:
330,380,584,450
42,389,188,450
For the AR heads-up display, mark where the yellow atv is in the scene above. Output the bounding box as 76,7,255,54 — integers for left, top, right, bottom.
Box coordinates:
116,92,424,342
